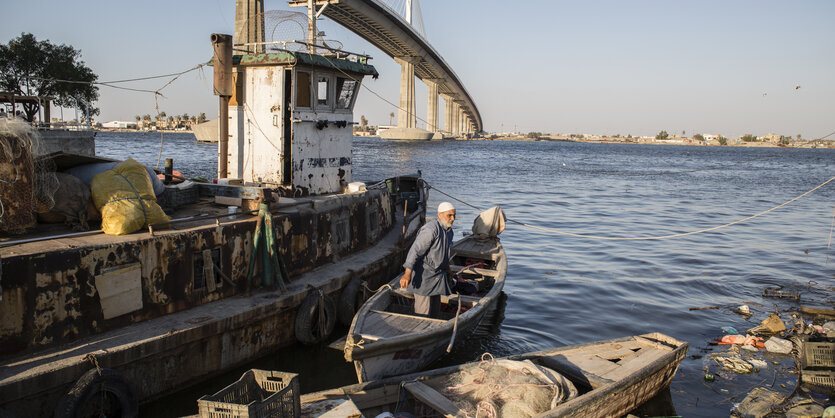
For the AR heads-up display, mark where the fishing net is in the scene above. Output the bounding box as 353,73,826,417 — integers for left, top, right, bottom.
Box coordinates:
0,118,58,233
428,354,578,417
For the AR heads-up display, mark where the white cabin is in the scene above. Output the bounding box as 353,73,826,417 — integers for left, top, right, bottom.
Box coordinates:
225,51,377,195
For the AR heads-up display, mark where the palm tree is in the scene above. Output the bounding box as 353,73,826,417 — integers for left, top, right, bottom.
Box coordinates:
388,112,394,125
198,112,207,123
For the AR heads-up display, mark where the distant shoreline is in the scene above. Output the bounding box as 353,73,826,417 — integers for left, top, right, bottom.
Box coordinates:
469,135,833,149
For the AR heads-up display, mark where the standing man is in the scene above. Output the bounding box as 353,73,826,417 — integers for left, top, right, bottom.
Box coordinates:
400,202,456,318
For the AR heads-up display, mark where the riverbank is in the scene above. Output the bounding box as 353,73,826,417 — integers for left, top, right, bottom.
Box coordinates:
479,134,834,149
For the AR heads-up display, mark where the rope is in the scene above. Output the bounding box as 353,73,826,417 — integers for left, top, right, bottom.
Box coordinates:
827,205,835,264
110,172,149,224
426,177,835,241
83,353,103,376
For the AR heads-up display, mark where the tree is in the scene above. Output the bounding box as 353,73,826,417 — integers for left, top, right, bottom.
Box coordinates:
360,115,368,132
693,133,705,142
681,130,686,137
655,130,669,140
740,134,757,142
388,112,394,125
526,132,542,139
718,136,728,146
796,134,802,141
0,33,99,122
198,112,207,123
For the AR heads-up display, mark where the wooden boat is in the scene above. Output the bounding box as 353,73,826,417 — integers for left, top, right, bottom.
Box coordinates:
306,333,688,417
344,208,508,383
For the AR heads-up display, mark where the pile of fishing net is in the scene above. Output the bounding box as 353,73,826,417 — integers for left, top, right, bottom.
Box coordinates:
429,354,577,417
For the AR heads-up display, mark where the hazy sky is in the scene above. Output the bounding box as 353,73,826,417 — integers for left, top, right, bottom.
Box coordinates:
2,0,833,139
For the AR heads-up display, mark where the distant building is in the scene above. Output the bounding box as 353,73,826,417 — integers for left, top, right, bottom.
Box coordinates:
703,134,719,141
101,121,137,129
758,133,785,144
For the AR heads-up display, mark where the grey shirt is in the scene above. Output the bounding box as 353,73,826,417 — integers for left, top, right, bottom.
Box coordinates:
403,219,454,296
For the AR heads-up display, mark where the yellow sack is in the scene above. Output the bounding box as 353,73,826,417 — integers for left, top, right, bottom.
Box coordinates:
91,158,169,235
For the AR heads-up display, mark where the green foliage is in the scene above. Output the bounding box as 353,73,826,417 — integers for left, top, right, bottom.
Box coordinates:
693,134,705,141
655,130,669,140
0,33,99,122
360,115,368,131
740,134,757,142
780,137,790,145
718,136,728,146
526,132,542,139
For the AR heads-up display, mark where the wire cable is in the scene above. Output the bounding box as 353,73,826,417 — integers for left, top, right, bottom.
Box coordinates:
427,176,835,241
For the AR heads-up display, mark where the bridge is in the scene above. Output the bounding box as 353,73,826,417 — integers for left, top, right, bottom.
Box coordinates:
283,0,482,139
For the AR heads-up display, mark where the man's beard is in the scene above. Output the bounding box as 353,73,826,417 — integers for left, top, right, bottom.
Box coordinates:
440,220,453,229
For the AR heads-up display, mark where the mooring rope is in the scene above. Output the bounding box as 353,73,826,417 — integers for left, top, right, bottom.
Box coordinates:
427,176,835,241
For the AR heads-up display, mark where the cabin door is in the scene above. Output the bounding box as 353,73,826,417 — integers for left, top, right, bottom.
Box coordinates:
282,68,293,186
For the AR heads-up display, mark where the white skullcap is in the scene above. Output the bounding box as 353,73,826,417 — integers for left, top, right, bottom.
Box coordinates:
438,202,455,213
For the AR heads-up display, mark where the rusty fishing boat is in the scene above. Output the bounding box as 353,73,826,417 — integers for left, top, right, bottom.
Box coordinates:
344,207,507,383
306,333,688,417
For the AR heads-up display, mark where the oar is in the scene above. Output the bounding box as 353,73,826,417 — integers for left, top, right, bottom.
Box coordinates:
446,293,462,353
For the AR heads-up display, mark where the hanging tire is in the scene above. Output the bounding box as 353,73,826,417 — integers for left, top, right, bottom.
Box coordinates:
54,368,138,418
338,278,368,326
294,289,336,345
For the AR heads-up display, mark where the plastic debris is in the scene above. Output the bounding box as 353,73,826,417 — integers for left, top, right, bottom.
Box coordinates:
748,313,787,336
763,287,800,300
732,387,783,417
823,405,835,418
715,356,754,374
741,345,759,352
735,305,751,316
704,373,715,382
764,337,793,354
748,359,767,368
824,321,835,333
786,402,825,418
723,326,740,335
719,334,765,348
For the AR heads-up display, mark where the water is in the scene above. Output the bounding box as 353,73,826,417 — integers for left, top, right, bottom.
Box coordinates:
96,132,835,416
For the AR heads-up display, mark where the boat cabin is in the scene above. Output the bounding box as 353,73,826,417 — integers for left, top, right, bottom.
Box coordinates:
225,51,378,195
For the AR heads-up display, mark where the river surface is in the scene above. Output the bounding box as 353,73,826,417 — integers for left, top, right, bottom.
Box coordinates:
96,131,835,417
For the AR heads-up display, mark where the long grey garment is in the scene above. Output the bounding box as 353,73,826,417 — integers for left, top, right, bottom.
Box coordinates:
403,218,453,296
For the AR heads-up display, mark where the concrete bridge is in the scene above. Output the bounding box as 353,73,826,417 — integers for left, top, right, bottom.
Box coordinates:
288,0,482,139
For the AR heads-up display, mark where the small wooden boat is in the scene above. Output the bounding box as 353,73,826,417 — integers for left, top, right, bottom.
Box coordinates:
306,333,688,417
344,207,508,383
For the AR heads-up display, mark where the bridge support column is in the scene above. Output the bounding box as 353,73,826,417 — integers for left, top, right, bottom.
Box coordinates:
442,95,453,135
426,80,439,133
395,56,418,129
234,0,264,53
451,102,460,137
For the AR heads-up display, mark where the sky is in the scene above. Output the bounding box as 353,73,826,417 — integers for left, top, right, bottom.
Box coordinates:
1,0,833,139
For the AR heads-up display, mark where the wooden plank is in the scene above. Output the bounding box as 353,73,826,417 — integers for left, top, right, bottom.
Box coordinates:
449,264,498,277
328,335,348,351
403,381,462,418
562,354,622,378
369,309,447,323
600,347,669,382
94,263,143,320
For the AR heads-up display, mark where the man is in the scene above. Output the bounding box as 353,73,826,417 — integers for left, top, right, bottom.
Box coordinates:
400,201,456,318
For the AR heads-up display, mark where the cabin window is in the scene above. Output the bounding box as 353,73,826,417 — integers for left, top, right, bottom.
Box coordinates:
316,75,331,108
296,71,312,108
336,77,358,109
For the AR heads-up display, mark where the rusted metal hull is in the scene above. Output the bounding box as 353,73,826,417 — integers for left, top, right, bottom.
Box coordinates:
0,183,426,417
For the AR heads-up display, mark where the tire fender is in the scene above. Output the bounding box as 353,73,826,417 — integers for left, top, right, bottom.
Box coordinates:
338,278,368,326
294,288,336,345
54,368,138,418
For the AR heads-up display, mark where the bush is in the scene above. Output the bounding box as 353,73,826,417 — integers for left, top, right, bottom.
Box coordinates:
526,132,542,139
718,136,728,146
740,134,757,142
693,134,705,141
655,130,669,140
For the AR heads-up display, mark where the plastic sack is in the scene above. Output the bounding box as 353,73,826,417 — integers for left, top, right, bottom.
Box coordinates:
91,158,169,235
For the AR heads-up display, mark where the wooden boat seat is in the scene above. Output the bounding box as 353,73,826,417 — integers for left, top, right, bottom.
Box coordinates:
403,381,462,417
452,238,502,261
536,338,672,389
359,308,447,339
392,289,479,308
450,264,498,277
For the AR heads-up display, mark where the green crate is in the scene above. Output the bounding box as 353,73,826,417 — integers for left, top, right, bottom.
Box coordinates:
198,370,300,418
801,337,835,369
801,369,835,395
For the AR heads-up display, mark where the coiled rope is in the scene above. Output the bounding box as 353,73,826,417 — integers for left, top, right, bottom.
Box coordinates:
426,176,835,241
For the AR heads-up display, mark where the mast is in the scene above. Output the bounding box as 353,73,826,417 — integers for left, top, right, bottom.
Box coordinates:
307,0,317,52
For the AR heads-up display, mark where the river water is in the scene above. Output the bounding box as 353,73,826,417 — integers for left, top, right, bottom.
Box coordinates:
96,132,835,417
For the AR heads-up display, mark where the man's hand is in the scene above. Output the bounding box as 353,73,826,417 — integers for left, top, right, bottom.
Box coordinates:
400,269,412,288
